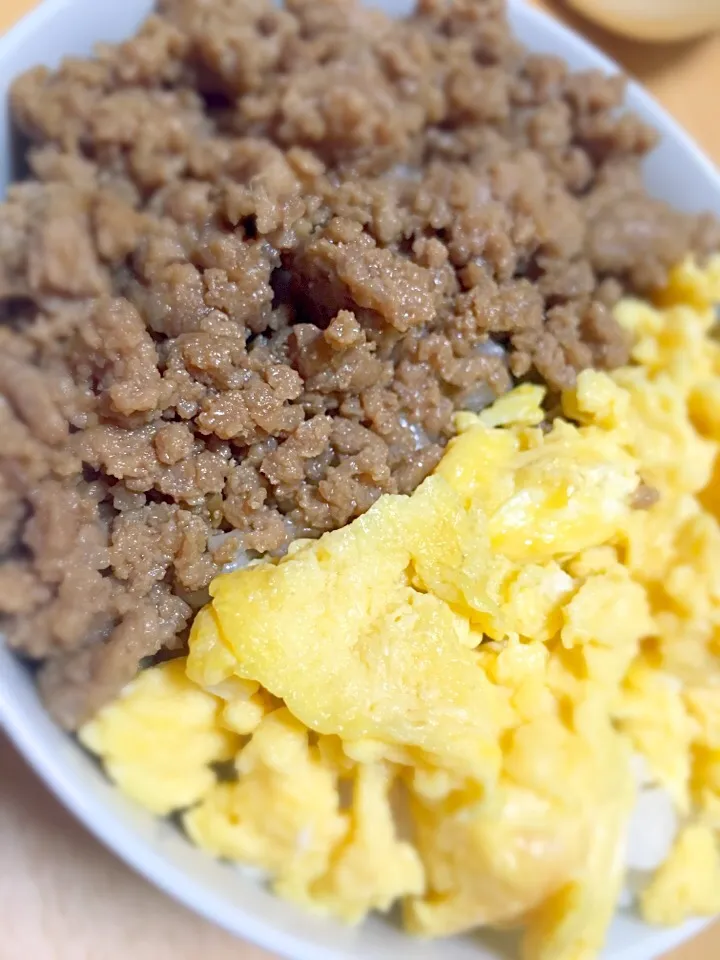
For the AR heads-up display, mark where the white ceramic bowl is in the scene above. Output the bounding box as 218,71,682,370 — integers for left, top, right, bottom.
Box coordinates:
0,2,717,958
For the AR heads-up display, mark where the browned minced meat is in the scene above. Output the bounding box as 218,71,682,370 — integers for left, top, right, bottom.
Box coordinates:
1,0,718,730
631,482,661,511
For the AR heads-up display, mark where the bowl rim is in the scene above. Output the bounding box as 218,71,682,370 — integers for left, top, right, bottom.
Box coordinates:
0,1,717,958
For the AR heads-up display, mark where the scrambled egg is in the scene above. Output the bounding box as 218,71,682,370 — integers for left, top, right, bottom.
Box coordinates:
80,256,720,960
640,825,720,926
78,659,240,815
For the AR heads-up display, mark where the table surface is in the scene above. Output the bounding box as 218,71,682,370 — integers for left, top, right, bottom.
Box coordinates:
1,1,719,959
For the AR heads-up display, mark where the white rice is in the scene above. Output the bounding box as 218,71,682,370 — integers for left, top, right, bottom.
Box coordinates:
619,755,680,909
208,530,251,572
397,413,431,452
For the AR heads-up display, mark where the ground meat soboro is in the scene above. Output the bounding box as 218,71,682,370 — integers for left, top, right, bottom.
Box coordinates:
1,0,718,730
